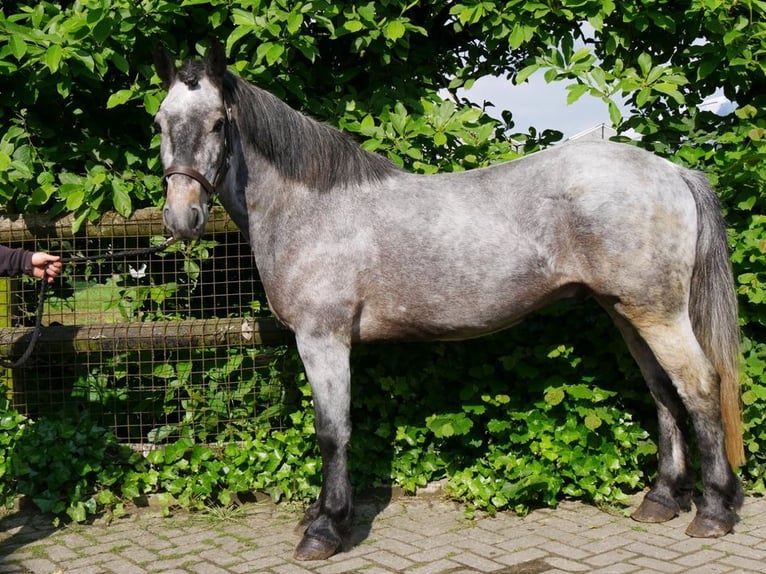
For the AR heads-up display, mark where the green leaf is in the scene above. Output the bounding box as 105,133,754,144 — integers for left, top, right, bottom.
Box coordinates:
360,114,376,134
637,52,652,76
544,388,565,406
107,89,134,109
8,36,27,60
571,47,593,64
584,414,602,431
143,93,161,115
608,101,622,126
566,83,590,105
509,24,525,50
287,11,303,34
110,52,130,74
112,180,132,217
264,43,285,66
385,20,406,42
45,44,64,72
652,82,685,104
515,64,540,85
343,19,364,33
65,188,85,211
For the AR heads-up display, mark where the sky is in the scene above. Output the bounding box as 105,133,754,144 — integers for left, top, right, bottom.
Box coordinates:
460,73,617,139
460,73,735,140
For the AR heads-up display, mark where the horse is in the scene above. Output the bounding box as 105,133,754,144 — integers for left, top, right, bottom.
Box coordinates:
152,43,744,561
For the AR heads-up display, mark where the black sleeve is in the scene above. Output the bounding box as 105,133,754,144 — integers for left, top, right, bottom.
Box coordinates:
0,245,34,277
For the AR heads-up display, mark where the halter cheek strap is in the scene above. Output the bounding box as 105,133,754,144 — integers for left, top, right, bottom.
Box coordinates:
162,107,233,201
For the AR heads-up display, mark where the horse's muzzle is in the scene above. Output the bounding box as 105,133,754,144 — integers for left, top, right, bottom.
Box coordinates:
162,180,209,240
162,203,207,240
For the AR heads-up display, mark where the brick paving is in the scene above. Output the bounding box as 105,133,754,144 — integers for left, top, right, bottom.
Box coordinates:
1,492,765,573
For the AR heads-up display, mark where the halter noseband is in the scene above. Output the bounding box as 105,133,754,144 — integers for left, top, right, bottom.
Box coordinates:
162,107,232,200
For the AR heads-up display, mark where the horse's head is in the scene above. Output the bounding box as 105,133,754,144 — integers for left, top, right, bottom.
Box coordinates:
153,43,230,240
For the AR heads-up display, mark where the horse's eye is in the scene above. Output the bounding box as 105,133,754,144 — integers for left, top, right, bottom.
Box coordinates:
212,118,224,133
153,120,163,134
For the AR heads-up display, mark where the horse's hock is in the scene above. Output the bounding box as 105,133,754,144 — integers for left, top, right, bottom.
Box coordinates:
0,207,292,447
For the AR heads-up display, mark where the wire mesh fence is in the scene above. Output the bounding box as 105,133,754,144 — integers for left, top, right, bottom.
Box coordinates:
0,208,294,451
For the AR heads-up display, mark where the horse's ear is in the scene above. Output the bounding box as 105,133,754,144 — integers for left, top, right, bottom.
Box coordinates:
153,44,176,89
206,41,227,84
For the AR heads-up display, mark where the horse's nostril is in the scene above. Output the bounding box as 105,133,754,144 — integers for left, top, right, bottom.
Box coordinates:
190,205,201,230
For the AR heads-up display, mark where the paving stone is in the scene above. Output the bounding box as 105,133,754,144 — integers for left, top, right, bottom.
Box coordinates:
101,559,148,574
545,555,594,572
364,549,414,571
44,543,79,561
67,566,108,574
678,566,733,574
585,548,640,568
629,556,687,573
407,558,461,574
587,564,642,574
2,495,766,573
717,553,766,572
270,563,318,574
623,540,682,561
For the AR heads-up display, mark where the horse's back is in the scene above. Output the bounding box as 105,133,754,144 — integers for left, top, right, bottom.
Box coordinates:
388,140,700,298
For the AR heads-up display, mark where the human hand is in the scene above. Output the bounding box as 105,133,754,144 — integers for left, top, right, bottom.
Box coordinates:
30,252,62,283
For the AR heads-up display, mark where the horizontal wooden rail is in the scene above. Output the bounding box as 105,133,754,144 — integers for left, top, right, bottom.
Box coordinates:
0,317,293,357
0,206,240,242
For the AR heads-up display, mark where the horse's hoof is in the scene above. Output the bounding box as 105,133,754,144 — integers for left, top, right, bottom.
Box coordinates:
294,534,341,561
685,514,733,538
631,497,679,523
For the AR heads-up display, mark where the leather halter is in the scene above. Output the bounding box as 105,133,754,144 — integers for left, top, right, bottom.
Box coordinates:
162,107,232,200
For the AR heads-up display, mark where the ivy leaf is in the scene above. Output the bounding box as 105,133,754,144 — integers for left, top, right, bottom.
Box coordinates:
585,414,602,431
544,388,565,406
426,413,473,438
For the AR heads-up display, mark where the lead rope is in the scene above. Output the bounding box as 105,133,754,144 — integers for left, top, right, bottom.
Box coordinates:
0,236,177,369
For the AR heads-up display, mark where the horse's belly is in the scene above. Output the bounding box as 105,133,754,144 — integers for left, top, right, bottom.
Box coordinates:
354,280,581,343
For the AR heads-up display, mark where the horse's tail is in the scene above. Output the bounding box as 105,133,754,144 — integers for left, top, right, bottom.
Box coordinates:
683,169,744,468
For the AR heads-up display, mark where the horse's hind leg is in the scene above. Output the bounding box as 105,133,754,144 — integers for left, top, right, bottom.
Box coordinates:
602,308,694,522
615,305,742,537
292,332,354,560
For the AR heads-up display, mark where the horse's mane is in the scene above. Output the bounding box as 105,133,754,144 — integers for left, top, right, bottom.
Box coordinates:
217,71,399,192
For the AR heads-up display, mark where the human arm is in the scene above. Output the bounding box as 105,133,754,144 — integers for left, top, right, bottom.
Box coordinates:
0,245,61,283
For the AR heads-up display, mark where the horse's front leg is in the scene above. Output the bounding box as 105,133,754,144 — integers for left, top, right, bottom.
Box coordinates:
293,332,353,561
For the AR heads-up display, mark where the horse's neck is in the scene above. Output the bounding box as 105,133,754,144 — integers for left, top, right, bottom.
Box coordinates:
217,135,251,239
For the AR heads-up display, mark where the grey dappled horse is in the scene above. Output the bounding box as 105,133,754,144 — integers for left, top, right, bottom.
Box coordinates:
153,44,744,561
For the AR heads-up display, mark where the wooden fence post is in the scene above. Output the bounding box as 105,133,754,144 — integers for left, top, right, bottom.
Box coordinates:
0,277,12,398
